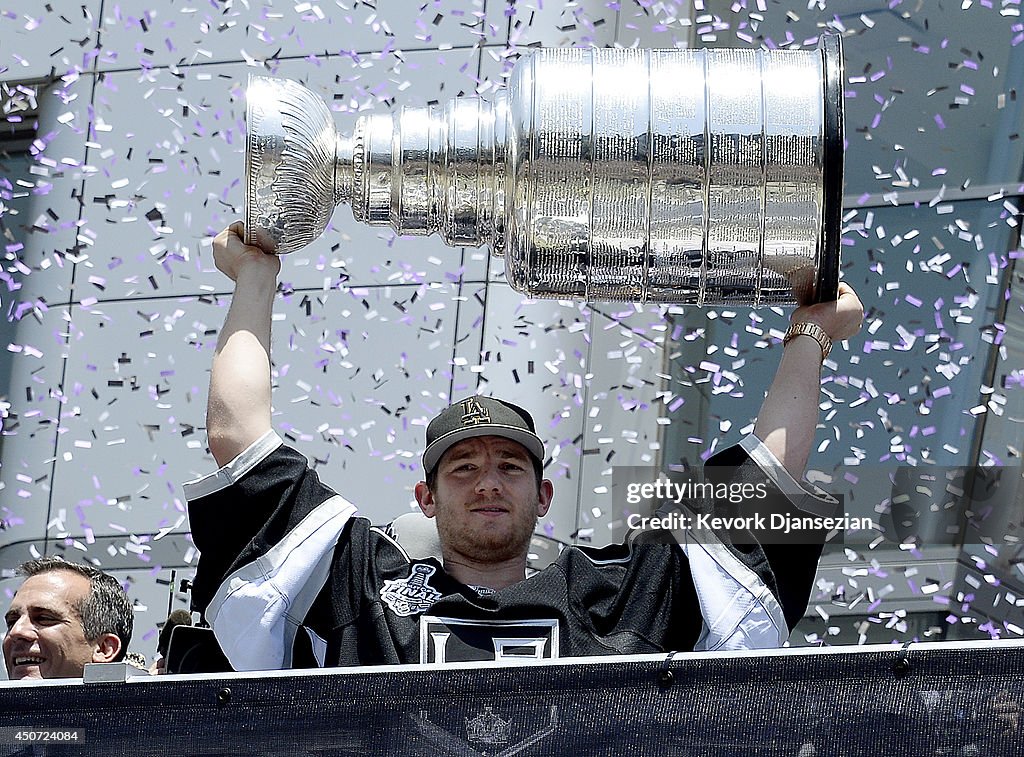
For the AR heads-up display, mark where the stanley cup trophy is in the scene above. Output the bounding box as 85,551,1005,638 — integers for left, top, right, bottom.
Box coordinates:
245,36,844,306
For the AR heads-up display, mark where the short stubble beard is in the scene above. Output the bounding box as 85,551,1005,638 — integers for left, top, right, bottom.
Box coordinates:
433,495,539,565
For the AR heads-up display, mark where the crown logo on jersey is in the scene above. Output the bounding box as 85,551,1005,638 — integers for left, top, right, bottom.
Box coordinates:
380,563,442,617
466,707,511,746
461,398,491,427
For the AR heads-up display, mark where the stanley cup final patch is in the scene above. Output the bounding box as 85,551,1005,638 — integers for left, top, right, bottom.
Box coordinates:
380,563,443,617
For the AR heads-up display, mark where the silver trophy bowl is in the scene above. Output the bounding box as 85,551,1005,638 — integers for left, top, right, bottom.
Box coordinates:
244,75,347,254
244,36,844,306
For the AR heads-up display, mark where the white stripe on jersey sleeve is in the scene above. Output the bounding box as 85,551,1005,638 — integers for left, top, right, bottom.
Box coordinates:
183,430,284,500
674,525,788,652
740,434,838,517
205,493,357,670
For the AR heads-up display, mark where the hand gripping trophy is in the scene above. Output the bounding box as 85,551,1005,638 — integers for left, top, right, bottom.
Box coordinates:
244,36,844,307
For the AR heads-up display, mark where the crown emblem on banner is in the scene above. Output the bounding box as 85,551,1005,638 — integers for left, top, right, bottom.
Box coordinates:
466,707,511,746
412,705,558,756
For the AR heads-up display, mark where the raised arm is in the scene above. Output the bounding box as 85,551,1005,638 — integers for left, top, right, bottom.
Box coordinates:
753,282,864,479
207,222,282,467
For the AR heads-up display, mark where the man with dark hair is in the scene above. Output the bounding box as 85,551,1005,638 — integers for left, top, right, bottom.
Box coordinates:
3,557,134,680
185,225,863,670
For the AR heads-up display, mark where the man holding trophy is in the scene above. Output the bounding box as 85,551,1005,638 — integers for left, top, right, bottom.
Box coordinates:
183,39,864,670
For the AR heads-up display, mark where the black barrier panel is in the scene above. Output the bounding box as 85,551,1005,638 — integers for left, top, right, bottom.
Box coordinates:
1,641,1023,756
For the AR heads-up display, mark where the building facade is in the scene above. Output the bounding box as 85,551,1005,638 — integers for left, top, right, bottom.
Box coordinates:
1,0,1021,669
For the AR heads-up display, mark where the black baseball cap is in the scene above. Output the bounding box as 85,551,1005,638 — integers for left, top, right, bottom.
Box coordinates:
422,396,545,474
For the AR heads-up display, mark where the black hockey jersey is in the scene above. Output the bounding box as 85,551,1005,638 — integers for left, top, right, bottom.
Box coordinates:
184,431,835,670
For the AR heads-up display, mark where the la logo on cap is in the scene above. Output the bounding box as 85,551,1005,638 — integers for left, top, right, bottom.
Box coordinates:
461,399,491,427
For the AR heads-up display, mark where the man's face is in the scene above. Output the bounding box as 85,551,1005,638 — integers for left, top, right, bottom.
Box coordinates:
3,571,99,680
418,436,552,564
